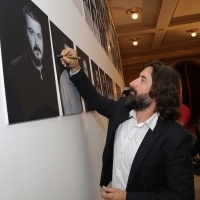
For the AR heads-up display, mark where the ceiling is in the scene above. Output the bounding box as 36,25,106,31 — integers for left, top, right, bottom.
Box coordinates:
107,0,200,70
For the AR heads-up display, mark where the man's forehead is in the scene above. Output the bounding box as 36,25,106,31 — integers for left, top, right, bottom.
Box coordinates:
140,66,153,77
25,13,41,27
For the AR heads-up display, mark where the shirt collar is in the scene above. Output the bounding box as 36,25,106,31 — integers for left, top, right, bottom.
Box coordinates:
129,110,158,130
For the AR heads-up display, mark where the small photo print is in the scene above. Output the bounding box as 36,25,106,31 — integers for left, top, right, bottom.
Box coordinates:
91,60,102,95
76,46,94,112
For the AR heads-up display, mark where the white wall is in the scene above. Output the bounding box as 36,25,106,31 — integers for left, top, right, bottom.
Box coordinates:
0,0,124,199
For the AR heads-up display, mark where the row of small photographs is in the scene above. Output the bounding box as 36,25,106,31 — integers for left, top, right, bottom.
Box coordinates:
0,0,121,124
82,0,123,76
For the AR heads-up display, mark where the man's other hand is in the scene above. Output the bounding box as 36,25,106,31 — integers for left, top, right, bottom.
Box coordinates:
101,186,127,200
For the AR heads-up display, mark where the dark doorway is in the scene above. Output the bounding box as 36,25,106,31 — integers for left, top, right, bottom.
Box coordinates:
174,62,200,126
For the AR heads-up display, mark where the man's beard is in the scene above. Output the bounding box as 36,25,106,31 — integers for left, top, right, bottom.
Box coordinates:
33,56,42,66
30,46,43,66
125,88,153,111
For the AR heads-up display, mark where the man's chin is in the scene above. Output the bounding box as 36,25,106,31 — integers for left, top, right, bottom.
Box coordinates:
34,58,42,66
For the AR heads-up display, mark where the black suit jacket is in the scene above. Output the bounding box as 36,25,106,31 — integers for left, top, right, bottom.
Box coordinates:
71,69,194,200
6,51,59,123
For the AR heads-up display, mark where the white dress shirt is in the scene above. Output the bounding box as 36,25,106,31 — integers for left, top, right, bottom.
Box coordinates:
112,110,158,190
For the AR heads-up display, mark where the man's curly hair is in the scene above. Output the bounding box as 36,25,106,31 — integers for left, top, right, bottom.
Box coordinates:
142,61,181,121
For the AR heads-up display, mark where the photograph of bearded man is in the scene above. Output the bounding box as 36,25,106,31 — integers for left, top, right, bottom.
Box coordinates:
0,2,59,124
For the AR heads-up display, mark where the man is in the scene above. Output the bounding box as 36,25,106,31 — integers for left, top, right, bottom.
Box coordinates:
6,4,58,123
60,47,194,200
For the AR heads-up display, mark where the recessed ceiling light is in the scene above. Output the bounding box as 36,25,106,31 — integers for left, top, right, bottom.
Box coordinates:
126,7,142,20
187,29,199,37
129,38,141,46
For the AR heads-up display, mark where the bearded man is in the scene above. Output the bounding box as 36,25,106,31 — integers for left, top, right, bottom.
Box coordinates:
6,4,58,123
60,47,194,200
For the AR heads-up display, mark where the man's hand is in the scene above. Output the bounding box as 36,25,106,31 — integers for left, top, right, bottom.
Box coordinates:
60,47,81,73
101,186,126,200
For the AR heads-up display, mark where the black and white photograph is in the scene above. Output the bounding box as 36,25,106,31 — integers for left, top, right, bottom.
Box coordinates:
105,73,114,100
95,0,102,14
50,21,83,116
115,83,122,100
91,60,102,95
112,81,117,100
109,42,115,68
0,1,59,124
82,0,93,31
76,46,94,112
110,78,115,100
90,1,100,43
90,0,96,9
98,67,107,98
97,0,103,20
103,0,110,31
99,18,108,54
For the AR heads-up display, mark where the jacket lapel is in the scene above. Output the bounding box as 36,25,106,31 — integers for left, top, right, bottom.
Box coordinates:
126,119,166,189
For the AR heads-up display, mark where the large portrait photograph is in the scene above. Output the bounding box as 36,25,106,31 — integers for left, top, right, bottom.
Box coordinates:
0,1,59,124
50,21,83,116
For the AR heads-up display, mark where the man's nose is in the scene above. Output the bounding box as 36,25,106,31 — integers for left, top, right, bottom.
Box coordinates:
35,36,39,46
130,78,138,88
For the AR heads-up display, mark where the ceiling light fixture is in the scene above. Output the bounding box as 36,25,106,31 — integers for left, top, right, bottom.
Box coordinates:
129,38,141,46
126,7,142,20
187,29,199,37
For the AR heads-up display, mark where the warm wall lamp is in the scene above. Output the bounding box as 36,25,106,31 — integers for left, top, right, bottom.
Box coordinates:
126,7,142,19
129,38,141,46
187,28,199,37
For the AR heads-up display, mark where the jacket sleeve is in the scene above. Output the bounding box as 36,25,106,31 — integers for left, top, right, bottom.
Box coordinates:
70,69,116,119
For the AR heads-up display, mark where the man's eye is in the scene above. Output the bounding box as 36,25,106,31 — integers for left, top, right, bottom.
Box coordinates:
37,34,42,39
28,29,33,34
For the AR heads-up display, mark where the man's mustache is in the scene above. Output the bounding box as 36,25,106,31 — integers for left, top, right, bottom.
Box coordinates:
33,46,41,53
129,87,137,96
